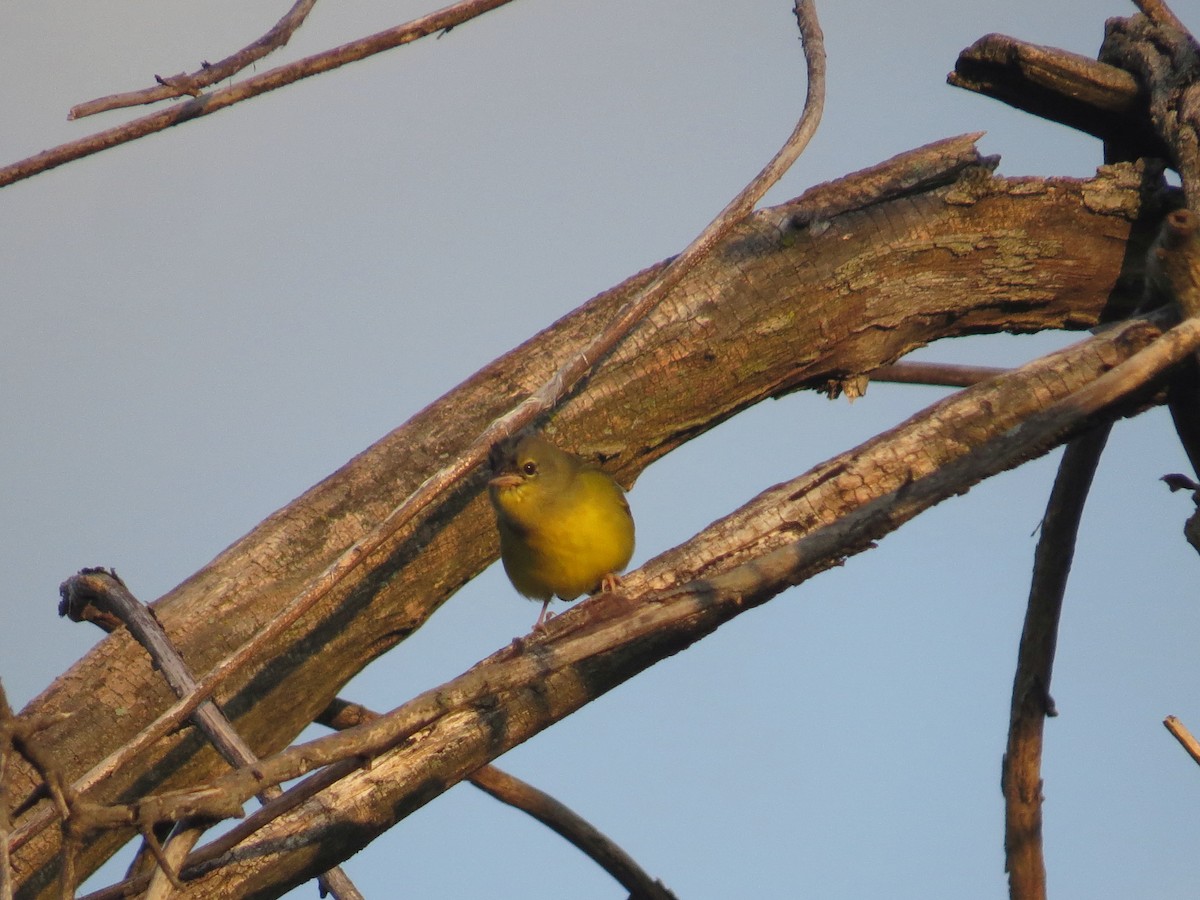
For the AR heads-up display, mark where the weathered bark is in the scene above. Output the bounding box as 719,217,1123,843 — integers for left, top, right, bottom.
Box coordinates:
6,145,1165,896
154,308,1181,897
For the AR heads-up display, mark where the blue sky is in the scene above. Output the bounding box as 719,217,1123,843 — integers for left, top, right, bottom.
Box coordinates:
3,1,1198,897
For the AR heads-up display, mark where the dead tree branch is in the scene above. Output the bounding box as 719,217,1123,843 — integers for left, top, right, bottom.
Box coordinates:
1163,715,1200,766
5,149,1164,894
153,310,1200,895
0,0,517,188
58,571,363,900
69,0,320,119
949,35,1154,158
869,362,1008,388
317,699,678,900
1101,10,1200,203
53,305,1194,896
1002,426,1111,900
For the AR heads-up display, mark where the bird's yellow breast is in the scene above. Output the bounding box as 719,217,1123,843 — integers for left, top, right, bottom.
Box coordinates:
493,467,634,602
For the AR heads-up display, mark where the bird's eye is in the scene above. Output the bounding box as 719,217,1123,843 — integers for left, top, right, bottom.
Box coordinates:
522,461,538,476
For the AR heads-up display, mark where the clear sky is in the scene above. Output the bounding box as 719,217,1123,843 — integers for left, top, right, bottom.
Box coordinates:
3,1,1198,897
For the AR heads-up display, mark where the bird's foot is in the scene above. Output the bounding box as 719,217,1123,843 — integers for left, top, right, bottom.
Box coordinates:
531,601,555,633
599,572,622,593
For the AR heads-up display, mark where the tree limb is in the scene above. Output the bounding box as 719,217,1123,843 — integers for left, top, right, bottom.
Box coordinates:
60,306,1189,895
0,0,517,189
1101,11,1200,203
1163,715,1200,766
869,361,1008,388
126,308,1200,897
58,571,362,900
1002,426,1110,900
949,35,1157,159
68,0,320,119
317,699,678,900
4,153,1164,895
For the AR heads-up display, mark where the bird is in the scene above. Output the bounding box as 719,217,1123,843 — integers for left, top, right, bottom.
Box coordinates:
488,433,635,629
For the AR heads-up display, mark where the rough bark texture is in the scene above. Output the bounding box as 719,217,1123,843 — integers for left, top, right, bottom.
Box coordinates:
7,150,1166,896
161,308,1174,897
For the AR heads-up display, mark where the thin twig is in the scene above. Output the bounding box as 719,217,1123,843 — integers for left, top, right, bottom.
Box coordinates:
56,830,78,900
69,0,320,119
870,361,1008,388
0,0,516,188
471,767,678,900
134,828,183,893
1163,716,1200,766
76,757,364,900
1002,425,1111,900
317,699,676,899
15,2,826,855
59,570,262,774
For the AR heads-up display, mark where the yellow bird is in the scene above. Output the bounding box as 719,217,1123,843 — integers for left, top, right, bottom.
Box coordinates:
488,433,635,629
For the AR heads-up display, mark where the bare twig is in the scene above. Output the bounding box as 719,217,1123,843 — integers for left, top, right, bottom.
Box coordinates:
15,4,826,856
1163,715,1200,766
870,361,1008,388
471,767,678,900
76,756,363,900
134,828,183,893
0,0,516,188
1002,426,1111,900
59,571,261,778
69,0,319,119
317,699,677,899
56,830,78,900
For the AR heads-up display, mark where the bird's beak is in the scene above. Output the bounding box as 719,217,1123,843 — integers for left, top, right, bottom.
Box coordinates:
489,473,523,489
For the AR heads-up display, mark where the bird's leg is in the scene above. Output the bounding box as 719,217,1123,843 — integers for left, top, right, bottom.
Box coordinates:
532,599,552,632
599,572,622,593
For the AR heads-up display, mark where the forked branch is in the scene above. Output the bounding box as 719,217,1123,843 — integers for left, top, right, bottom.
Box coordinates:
0,0,517,188
69,0,320,119
58,570,363,900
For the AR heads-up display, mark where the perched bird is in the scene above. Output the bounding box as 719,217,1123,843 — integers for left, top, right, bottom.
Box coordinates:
488,433,635,629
